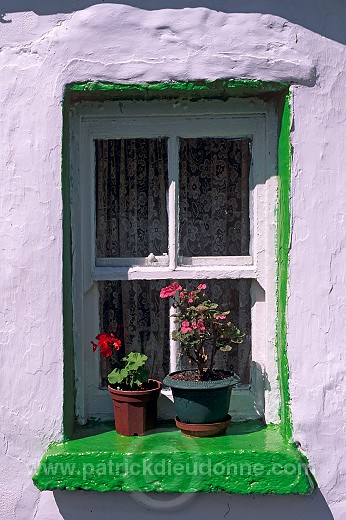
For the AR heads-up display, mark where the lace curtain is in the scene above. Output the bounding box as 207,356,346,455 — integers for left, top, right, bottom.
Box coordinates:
98,280,170,386
179,138,251,257
95,137,252,385
96,138,168,258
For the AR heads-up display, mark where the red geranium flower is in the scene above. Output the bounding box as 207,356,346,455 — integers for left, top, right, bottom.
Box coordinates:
91,332,121,358
99,342,113,357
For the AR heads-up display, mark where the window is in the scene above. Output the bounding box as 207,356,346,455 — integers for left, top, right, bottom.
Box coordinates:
70,98,279,424
35,87,314,494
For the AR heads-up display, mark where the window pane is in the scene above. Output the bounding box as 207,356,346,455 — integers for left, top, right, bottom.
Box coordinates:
95,138,168,258
176,279,252,383
179,138,251,257
98,280,170,387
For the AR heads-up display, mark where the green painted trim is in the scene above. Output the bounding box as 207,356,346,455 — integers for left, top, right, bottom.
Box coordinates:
68,79,287,92
66,79,288,101
33,422,315,494
276,93,293,440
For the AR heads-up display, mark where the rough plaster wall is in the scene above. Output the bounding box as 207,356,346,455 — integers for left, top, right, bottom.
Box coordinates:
0,2,345,519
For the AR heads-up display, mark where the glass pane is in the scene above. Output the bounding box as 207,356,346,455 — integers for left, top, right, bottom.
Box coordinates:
95,138,168,258
179,138,251,257
98,280,170,387
176,279,252,383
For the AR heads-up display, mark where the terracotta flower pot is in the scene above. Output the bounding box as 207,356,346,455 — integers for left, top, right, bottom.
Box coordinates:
108,379,162,436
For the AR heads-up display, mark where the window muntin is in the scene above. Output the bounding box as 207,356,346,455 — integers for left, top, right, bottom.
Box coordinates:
71,99,278,424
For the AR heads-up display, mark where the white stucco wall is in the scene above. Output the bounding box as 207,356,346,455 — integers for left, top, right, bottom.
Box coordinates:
0,2,345,519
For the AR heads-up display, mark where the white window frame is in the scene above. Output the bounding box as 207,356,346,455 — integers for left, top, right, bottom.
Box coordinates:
70,98,279,425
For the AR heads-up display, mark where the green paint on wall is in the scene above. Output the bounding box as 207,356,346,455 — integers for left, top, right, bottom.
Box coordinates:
66,79,288,102
276,93,293,440
69,80,209,92
33,422,315,494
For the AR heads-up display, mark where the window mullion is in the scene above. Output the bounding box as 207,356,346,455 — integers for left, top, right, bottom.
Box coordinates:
168,136,179,372
168,136,178,269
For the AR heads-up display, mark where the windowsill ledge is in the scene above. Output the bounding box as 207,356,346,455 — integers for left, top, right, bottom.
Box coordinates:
33,422,315,494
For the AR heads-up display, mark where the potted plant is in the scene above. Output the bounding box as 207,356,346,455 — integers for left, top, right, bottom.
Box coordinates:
161,282,244,436
92,333,162,436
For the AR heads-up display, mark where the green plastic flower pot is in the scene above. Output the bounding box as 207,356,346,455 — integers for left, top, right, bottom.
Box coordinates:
163,370,240,424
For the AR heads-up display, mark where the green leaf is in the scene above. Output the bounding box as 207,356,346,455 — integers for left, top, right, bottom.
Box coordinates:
195,305,209,312
108,368,129,385
122,352,147,370
133,367,149,386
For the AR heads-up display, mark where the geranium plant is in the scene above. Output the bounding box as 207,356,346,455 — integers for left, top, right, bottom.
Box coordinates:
92,333,149,390
160,282,244,380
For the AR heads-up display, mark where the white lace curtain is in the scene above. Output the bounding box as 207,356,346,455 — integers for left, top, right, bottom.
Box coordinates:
96,138,168,258
179,137,250,257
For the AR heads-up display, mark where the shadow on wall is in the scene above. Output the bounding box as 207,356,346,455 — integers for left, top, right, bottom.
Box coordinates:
52,489,335,520
0,0,346,45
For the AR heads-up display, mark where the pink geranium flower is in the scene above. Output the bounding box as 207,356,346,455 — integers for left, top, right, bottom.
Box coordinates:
188,291,196,303
160,282,182,298
215,314,227,320
197,320,206,331
197,283,207,290
181,321,192,333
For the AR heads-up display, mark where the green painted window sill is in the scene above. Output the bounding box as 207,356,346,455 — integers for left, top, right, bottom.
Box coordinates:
33,422,315,494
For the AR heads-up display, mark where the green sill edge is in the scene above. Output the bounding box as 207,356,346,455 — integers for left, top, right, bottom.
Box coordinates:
56,79,315,495
33,422,315,494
